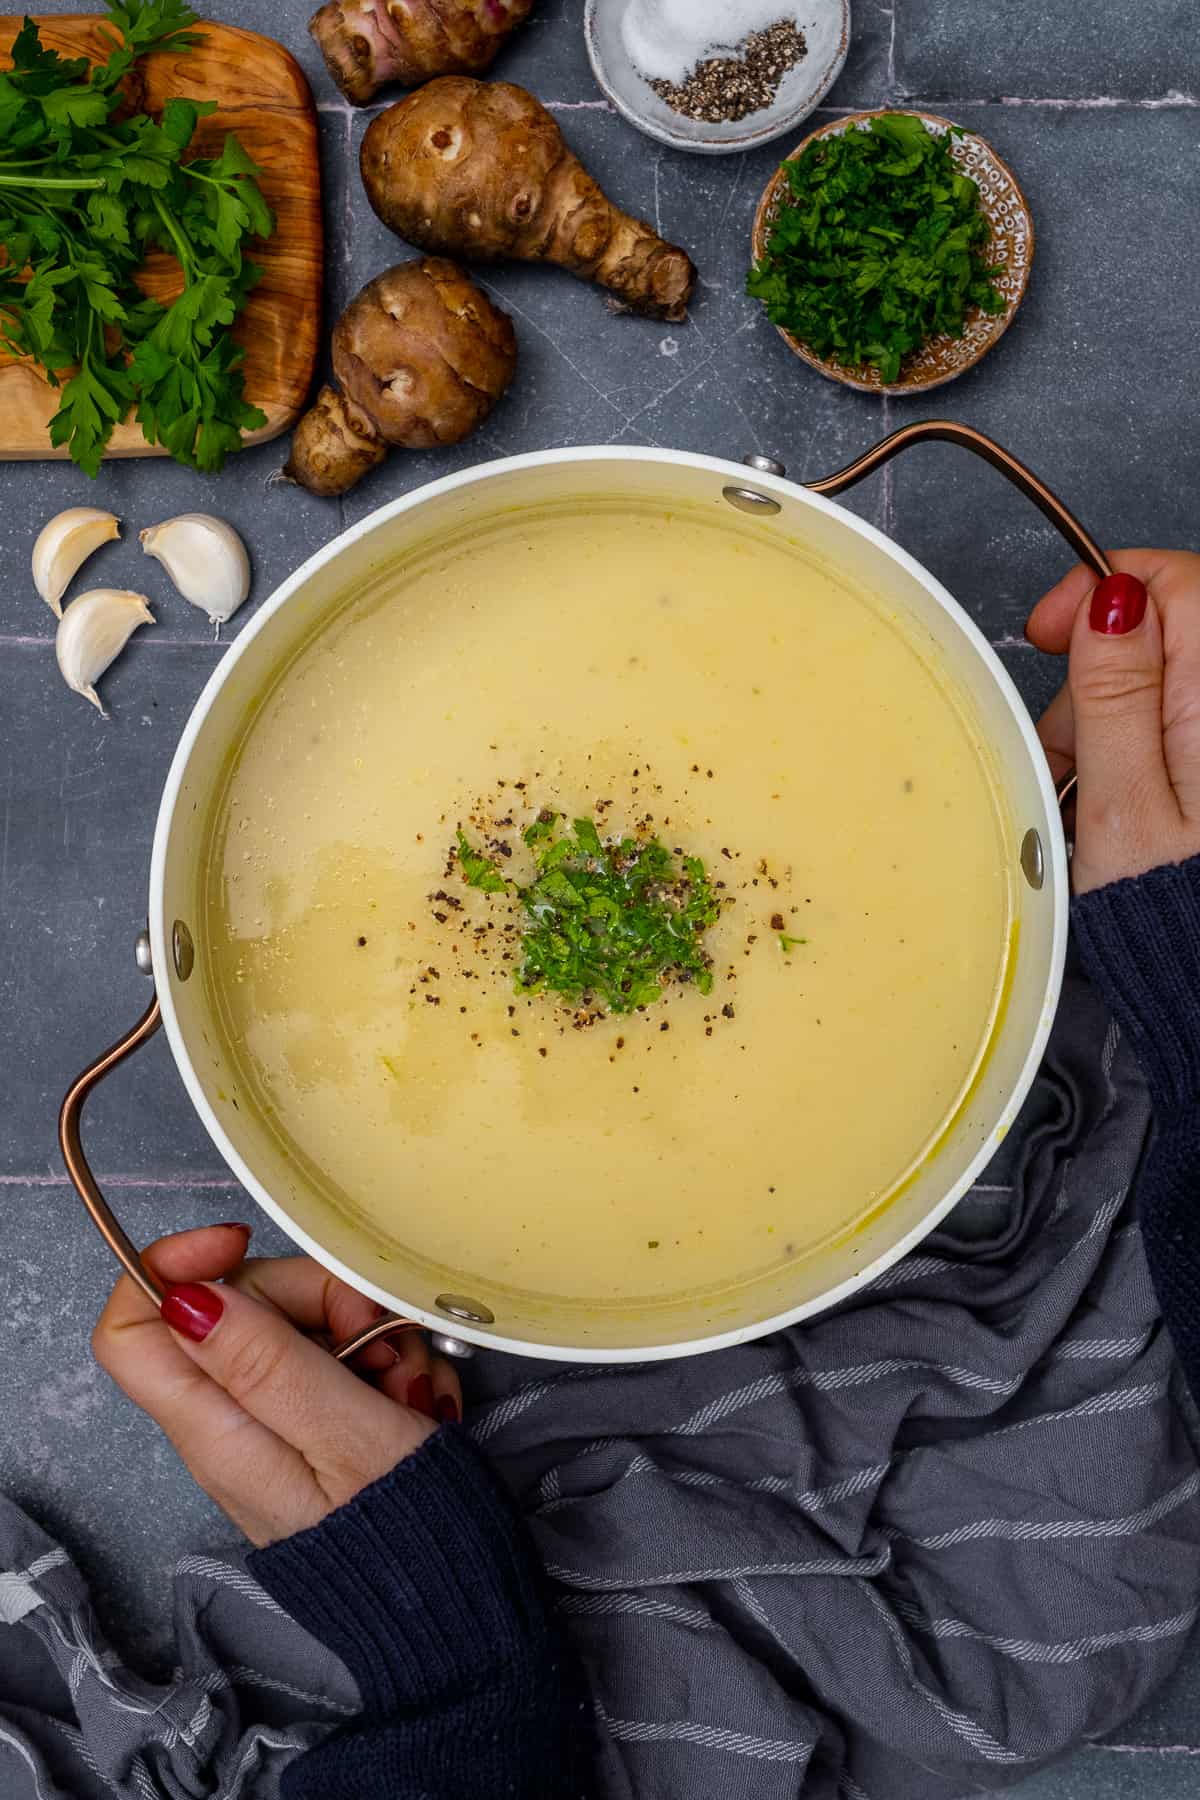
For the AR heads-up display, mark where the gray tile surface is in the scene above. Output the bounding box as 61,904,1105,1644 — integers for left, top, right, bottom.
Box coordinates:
895,0,1200,100
1,0,1197,1789
0,641,223,1177
1002,1749,1200,1800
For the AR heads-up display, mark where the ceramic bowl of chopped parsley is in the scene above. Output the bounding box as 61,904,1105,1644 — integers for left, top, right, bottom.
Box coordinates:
748,110,1033,393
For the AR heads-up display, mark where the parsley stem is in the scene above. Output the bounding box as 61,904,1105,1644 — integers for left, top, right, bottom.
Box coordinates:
0,170,105,190
151,191,194,279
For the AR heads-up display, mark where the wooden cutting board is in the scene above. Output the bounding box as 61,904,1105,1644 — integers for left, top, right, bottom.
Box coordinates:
0,14,322,459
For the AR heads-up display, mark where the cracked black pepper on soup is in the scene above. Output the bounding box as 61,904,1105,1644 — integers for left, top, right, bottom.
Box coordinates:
202,502,1011,1302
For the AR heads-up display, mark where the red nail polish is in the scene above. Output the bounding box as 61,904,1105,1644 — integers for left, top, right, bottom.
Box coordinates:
407,1373,435,1418
1089,571,1147,636
435,1393,460,1425
161,1283,224,1343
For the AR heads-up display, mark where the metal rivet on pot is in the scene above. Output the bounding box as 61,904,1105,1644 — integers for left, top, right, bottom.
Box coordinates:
1020,828,1045,891
743,453,786,477
722,486,782,517
172,919,195,982
435,1293,495,1326
430,1332,477,1360
134,927,153,977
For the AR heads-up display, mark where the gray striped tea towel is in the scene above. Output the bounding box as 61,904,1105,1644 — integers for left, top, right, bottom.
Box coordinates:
471,952,1200,1798
0,1516,355,1797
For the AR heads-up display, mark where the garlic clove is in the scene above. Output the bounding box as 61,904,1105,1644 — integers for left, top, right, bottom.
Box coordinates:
139,513,251,626
55,588,154,717
32,507,121,618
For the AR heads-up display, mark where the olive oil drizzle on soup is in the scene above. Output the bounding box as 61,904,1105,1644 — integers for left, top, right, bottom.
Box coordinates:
203,504,1011,1305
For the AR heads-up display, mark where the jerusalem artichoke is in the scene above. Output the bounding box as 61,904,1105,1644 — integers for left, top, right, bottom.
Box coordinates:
310,0,534,105
360,78,697,322
285,258,517,497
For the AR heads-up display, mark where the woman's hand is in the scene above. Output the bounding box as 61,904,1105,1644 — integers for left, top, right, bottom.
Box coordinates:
93,1225,462,1547
1026,549,1200,894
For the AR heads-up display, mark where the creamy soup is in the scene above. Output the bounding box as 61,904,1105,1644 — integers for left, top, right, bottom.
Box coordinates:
202,502,1011,1306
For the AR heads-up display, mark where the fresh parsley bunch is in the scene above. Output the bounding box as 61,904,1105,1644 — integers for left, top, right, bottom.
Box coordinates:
0,0,274,475
747,113,1006,385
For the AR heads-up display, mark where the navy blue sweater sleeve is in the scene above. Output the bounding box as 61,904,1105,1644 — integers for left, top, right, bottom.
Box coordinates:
1073,853,1200,1401
247,1425,593,1799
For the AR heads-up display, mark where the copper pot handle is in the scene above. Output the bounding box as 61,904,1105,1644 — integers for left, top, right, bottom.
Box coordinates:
805,417,1113,584
58,986,419,1363
803,417,1105,810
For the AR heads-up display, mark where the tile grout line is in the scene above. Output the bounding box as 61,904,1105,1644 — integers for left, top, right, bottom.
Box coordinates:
4,1175,1021,1202
339,100,354,290
0,640,224,655
812,95,1200,111
1088,1744,1200,1757
0,636,224,650
999,92,1198,108
315,96,617,116
312,94,1200,116
0,630,1049,663
0,627,1046,665
4,1169,1022,1192
1,1173,239,1188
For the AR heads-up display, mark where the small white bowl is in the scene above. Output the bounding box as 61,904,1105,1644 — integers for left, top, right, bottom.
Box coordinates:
584,0,851,156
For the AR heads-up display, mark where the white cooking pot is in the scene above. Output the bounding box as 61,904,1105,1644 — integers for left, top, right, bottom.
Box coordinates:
62,424,1103,1366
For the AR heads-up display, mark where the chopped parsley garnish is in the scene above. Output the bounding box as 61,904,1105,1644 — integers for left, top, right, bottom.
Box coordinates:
747,112,1006,385
455,812,721,1014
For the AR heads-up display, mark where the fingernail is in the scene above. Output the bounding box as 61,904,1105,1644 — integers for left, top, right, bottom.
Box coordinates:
435,1393,460,1424
406,1373,435,1418
1089,572,1147,636
216,1222,251,1234
161,1283,224,1343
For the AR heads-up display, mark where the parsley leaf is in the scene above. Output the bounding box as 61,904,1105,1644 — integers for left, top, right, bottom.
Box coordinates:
182,134,272,265
40,83,110,133
747,115,1006,385
97,0,203,69
48,340,136,477
9,20,90,86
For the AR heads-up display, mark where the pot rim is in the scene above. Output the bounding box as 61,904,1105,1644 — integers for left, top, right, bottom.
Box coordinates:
149,444,1068,1362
